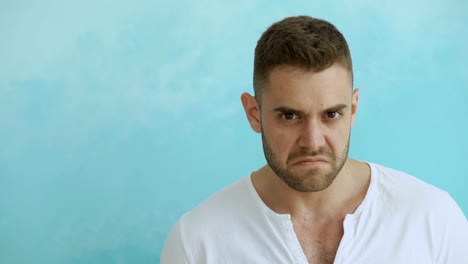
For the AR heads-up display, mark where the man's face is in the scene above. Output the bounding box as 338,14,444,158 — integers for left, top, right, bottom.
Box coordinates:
257,64,358,192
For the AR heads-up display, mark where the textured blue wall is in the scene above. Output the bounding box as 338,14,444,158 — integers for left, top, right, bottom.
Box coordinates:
1,0,467,263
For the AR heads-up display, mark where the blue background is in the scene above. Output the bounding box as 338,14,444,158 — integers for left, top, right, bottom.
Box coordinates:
1,0,467,263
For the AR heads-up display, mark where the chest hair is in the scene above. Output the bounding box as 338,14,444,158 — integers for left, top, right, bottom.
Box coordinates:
293,219,344,264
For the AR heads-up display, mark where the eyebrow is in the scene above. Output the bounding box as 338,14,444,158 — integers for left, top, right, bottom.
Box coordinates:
325,103,348,113
273,104,348,115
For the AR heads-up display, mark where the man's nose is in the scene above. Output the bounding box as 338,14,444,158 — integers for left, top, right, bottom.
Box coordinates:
297,119,326,150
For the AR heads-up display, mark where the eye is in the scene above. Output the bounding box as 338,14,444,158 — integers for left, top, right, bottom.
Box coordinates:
325,111,341,119
282,112,298,120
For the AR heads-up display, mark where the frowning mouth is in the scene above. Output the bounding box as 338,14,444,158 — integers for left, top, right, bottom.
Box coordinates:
291,157,329,166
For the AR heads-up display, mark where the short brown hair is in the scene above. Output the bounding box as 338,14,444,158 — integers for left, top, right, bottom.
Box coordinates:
253,16,353,101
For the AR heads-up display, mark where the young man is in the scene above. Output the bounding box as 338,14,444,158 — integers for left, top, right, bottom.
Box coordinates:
161,16,467,264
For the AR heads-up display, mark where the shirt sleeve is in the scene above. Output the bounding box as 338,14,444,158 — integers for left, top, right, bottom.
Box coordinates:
160,219,191,264
436,194,468,264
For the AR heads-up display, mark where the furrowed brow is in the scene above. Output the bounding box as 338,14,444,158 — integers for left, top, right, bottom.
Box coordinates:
273,104,348,115
273,106,306,116
325,104,348,112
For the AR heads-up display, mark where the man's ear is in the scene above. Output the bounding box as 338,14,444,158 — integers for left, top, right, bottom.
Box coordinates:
351,88,360,127
240,92,262,133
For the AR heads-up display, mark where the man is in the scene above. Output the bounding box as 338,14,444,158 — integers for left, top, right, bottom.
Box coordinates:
161,16,467,263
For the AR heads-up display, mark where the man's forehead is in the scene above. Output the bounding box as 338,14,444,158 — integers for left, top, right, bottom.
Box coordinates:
265,99,350,113
272,103,349,114
267,63,353,83
262,91,352,114
262,85,352,107
264,65,351,92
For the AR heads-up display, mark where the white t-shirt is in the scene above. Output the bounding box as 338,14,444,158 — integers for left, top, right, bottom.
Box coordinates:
161,163,468,263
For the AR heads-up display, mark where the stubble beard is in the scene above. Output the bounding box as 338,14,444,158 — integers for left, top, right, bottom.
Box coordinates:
261,131,350,192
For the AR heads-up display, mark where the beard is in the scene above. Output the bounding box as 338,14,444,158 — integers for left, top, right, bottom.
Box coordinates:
261,131,350,192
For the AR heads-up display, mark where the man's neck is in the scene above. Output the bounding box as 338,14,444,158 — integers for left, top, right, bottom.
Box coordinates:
251,158,371,220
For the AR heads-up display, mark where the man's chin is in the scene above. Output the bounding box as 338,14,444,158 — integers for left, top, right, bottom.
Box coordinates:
286,181,332,193
278,175,328,192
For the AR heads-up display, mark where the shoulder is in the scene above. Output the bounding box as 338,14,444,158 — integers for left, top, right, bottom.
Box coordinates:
368,162,467,231
183,175,256,225
366,162,462,223
162,175,257,262
368,163,468,262
370,162,449,206
179,174,260,240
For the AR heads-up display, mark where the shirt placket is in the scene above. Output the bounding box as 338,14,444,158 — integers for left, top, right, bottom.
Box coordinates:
281,219,309,264
333,216,355,264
